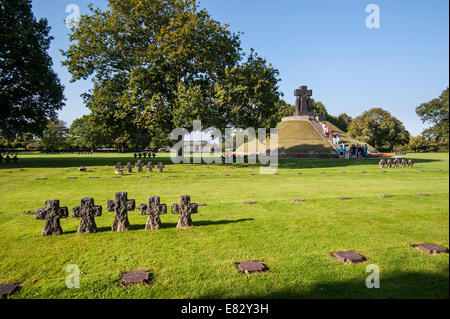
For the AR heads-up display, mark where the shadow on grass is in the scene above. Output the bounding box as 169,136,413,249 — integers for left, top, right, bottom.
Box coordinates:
65,218,254,234
0,154,440,170
198,271,449,299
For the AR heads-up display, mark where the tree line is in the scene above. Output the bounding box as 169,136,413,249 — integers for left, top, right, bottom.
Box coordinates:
1,0,448,153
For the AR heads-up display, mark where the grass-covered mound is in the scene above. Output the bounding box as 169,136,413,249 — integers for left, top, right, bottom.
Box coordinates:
0,153,448,298
235,120,336,155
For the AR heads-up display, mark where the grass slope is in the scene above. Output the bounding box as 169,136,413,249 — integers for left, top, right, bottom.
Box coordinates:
0,153,448,298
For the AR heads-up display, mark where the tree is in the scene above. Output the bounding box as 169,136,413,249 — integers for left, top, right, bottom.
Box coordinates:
62,0,282,145
40,119,69,151
0,0,65,139
415,87,449,150
347,108,410,151
69,115,112,150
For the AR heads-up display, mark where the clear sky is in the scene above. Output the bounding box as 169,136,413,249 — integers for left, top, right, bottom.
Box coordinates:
31,0,449,136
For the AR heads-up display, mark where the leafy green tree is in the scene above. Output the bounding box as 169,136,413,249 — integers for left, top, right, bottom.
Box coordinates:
347,107,410,151
0,0,65,139
40,119,70,151
62,0,283,143
69,115,113,150
415,87,449,150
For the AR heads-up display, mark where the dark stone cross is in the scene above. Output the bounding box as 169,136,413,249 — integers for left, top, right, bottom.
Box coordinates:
135,160,144,173
72,198,102,234
386,159,392,168
107,192,136,232
138,196,167,230
157,162,165,173
408,159,414,168
401,159,407,168
172,195,198,229
146,162,154,173
379,159,385,168
115,162,123,170
125,162,134,173
32,200,69,236
293,85,313,116
394,158,399,168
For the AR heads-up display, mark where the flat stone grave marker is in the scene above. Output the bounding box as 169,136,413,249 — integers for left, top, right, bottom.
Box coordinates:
197,174,205,177
248,173,256,176
120,271,153,287
337,197,351,200
243,201,257,205
89,177,100,179
0,283,19,298
416,194,430,196
224,174,230,176
332,251,366,264
292,199,305,202
236,261,269,274
140,176,150,178
296,172,303,175
414,244,449,255
67,177,78,179
319,172,325,175
36,178,47,180
361,171,367,173
272,173,280,175
378,195,391,198
168,175,178,178
112,176,121,178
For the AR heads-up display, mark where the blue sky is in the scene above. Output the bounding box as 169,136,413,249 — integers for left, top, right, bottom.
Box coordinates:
31,0,449,135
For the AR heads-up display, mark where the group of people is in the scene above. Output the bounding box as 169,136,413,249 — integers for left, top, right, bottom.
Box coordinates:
321,123,341,146
339,144,368,160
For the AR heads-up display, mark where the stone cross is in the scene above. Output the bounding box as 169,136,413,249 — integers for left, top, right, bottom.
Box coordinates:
386,159,392,168
138,196,167,230
146,162,154,173
157,162,165,173
107,192,136,232
408,159,414,168
72,198,102,234
401,159,407,168
379,159,385,168
135,160,144,173
394,158,399,168
32,200,69,236
293,85,313,116
172,195,198,229
115,162,123,170
125,162,134,173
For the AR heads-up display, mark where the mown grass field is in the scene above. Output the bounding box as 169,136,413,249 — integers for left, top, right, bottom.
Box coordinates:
0,152,448,299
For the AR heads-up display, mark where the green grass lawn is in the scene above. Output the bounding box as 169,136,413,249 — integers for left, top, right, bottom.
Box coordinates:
0,152,448,299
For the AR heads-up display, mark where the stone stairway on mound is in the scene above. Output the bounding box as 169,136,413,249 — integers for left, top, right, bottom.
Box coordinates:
309,120,339,153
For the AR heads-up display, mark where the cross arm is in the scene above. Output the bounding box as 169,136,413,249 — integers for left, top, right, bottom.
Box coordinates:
138,204,149,215
126,200,136,211
107,200,116,212
72,206,81,218
172,203,180,215
58,207,69,218
34,208,46,220
93,205,102,217
159,204,168,215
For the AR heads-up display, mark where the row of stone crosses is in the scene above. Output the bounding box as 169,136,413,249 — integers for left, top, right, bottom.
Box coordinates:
379,158,414,168
29,193,199,236
0,152,18,164
115,161,165,174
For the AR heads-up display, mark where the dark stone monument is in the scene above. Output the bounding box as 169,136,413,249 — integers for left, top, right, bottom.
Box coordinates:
125,162,134,173
120,271,153,287
172,195,198,229
72,198,102,234
32,200,69,236
135,160,144,173
236,261,269,274
107,192,136,232
414,244,449,254
293,85,313,116
157,162,165,173
401,159,407,168
138,196,167,230
332,251,366,264
386,159,392,168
